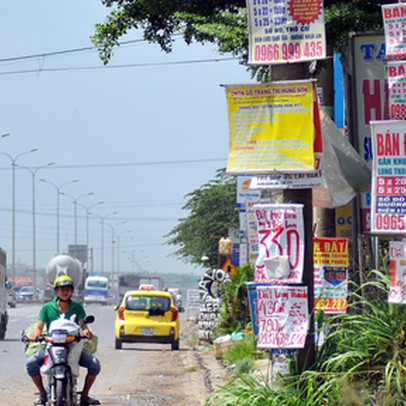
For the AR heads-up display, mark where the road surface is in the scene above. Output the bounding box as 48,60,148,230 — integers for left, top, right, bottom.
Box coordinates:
0,303,224,405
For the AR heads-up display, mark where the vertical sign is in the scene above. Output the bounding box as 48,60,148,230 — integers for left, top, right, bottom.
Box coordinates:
256,285,309,349
387,61,406,119
382,3,406,60
313,237,348,313
389,241,406,304
224,81,316,173
370,120,406,234
254,204,304,284
247,0,326,64
350,33,387,232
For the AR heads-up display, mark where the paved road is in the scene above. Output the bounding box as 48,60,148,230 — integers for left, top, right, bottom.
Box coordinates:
0,302,212,405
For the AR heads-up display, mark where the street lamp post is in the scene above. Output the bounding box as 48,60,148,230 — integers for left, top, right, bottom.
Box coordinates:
60,192,94,246
39,178,79,253
116,229,132,275
92,211,117,273
78,200,104,272
18,161,55,299
106,221,127,277
0,147,39,285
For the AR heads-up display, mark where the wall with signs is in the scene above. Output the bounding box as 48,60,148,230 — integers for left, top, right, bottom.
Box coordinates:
197,268,230,341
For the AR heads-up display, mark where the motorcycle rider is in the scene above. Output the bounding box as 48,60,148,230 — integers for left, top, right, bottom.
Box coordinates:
26,275,101,405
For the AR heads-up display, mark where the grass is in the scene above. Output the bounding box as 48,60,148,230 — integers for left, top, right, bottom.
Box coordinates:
206,269,406,405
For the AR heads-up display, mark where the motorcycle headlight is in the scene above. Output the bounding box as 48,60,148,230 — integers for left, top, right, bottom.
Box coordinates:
50,332,68,344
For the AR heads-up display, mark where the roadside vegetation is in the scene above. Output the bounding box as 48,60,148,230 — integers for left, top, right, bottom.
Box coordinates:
205,268,406,405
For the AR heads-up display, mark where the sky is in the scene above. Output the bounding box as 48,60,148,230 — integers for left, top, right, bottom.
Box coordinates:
0,0,251,279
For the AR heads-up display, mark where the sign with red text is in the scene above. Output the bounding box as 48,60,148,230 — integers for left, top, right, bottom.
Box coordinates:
387,61,406,119
370,120,406,234
350,33,387,232
224,81,318,173
313,237,348,314
256,286,309,349
247,0,326,65
382,3,406,60
389,241,406,304
254,204,304,284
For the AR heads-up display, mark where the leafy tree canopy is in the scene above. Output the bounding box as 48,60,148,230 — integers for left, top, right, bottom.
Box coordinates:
165,169,238,269
93,0,393,69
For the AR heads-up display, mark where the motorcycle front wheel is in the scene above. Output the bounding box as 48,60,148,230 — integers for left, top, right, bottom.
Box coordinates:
55,378,68,406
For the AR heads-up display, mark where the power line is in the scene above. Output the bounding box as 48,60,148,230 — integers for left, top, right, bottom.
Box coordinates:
0,38,153,64
0,157,227,171
0,57,238,76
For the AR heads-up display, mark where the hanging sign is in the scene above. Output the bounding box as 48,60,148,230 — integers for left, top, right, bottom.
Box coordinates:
370,120,406,234
382,3,406,60
224,81,318,174
389,241,406,304
246,0,326,65
254,203,304,284
387,60,406,119
313,237,348,313
256,285,309,349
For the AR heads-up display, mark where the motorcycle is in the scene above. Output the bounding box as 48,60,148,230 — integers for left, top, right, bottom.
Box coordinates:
22,315,95,406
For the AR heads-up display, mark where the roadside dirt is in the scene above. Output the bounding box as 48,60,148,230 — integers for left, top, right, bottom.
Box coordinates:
92,311,228,405
1,312,228,405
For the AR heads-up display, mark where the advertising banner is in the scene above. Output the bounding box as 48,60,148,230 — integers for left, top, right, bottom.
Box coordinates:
254,204,304,284
247,0,326,65
370,120,406,234
313,237,348,314
246,282,270,335
387,60,406,119
382,3,406,60
237,175,261,207
349,33,387,232
224,81,317,174
256,285,309,349
389,241,406,304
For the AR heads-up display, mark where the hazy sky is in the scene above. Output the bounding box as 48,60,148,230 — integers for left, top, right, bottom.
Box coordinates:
0,1,251,278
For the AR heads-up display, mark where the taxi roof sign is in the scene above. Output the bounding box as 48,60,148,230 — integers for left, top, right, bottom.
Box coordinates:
139,284,155,290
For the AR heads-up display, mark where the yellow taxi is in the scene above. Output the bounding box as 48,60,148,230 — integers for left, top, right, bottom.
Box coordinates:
114,286,180,350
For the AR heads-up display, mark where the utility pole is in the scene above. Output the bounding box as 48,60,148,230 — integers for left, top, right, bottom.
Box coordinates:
270,62,315,372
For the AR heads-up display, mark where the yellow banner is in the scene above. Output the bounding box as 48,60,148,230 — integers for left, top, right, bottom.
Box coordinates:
225,81,315,173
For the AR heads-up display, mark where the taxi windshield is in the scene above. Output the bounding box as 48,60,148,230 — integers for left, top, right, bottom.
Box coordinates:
125,295,171,311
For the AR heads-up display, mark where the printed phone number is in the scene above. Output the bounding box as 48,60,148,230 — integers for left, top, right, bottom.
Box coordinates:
253,41,323,62
374,214,405,231
314,297,347,312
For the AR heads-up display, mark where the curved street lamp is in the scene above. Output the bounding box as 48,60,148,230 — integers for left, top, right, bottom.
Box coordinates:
60,191,94,246
77,200,104,272
17,161,55,298
106,221,127,277
0,147,39,285
92,211,117,273
40,178,79,253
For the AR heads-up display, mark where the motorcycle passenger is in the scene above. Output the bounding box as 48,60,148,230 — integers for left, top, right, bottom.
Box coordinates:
26,275,101,406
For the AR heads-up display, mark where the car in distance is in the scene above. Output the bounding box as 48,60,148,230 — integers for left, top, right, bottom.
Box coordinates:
17,285,34,300
114,287,180,350
7,289,16,308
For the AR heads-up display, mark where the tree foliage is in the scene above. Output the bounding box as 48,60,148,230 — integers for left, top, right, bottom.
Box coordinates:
165,169,238,269
93,0,394,70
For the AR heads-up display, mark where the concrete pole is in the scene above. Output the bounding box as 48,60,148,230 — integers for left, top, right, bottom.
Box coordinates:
270,62,315,372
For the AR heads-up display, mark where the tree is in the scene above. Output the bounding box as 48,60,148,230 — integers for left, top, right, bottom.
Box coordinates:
165,169,238,269
93,0,393,70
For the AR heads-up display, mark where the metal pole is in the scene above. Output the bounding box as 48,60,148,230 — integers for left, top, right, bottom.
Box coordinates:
59,191,93,254
0,147,38,286
40,178,79,253
93,211,117,273
18,162,54,299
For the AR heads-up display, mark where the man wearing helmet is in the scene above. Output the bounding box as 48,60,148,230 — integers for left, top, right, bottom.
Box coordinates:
26,275,101,405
